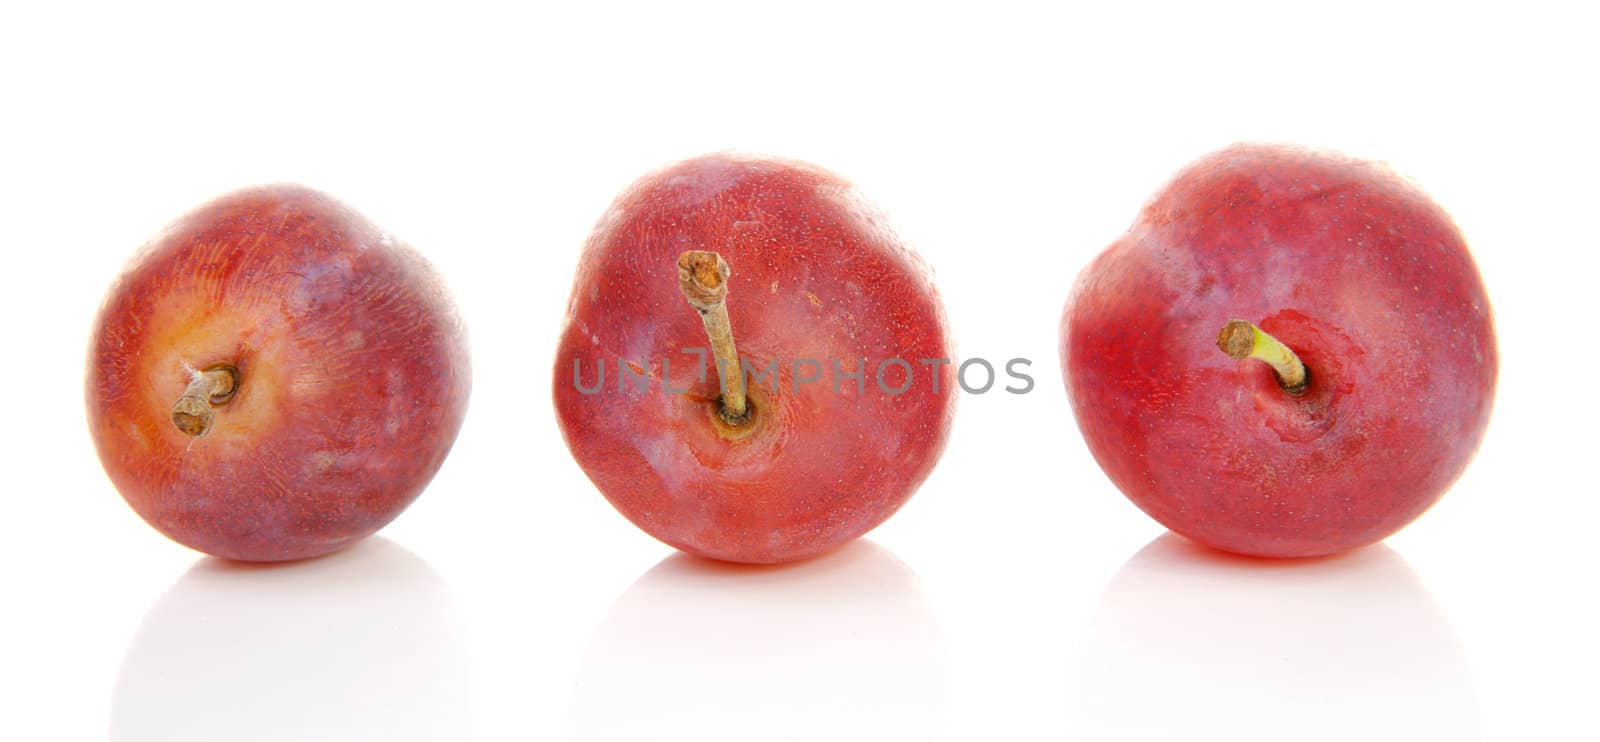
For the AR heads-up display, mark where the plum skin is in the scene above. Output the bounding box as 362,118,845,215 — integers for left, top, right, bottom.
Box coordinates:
553,154,956,564
87,185,470,562
1061,144,1497,558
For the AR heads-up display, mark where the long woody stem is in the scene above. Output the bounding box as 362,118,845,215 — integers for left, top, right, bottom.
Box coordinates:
678,251,749,423
171,366,239,436
1217,320,1308,394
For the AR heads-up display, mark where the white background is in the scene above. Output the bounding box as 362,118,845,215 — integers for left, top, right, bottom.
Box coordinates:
2,1,1595,739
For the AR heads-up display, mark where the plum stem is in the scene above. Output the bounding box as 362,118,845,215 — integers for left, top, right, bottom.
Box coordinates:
1217,320,1308,395
171,366,239,436
677,250,749,424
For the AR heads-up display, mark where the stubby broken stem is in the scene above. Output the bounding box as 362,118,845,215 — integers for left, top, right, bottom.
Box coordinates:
171,366,239,436
677,250,749,424
1217,320,1308,394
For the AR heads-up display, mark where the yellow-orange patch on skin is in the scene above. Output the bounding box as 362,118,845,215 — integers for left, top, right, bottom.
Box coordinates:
804,290,822,308
127,288,294,462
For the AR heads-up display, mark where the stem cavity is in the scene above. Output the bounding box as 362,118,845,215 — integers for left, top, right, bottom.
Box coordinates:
171,365,239,437
1217,320,1308,395
677,250,750,424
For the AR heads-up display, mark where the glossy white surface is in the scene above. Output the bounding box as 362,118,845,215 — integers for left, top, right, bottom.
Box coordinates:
2,1,1594,739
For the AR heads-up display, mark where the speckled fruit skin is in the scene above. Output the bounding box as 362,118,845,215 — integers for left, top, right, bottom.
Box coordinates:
87,185,470,561
554,154,955,564
1061,144,1496,558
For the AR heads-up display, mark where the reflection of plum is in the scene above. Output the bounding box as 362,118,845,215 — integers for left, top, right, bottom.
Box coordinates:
112,539,471,741
1071,534,1478,741
572,541,946,741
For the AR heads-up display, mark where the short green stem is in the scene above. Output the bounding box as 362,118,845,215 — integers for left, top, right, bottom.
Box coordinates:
1217,320,1308,394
